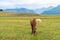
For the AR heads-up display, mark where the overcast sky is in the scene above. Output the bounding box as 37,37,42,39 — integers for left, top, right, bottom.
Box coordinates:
0,0,60,9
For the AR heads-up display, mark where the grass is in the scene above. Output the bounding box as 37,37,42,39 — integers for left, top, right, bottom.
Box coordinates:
0,16,60,40
0,12,60,40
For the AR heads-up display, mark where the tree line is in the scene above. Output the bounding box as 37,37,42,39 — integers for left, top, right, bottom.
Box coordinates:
0,9,3,11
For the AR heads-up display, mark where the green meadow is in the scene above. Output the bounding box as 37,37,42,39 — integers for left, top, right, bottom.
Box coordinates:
0,12,60,40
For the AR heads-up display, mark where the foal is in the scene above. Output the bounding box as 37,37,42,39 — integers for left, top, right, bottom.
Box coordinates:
30,18,36,35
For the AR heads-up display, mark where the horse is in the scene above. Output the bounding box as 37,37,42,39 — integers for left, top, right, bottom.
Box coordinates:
30,18,42,35
30,18,36,35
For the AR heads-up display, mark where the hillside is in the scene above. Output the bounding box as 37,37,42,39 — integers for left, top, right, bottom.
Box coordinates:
0,12,40,17
0,12,60,18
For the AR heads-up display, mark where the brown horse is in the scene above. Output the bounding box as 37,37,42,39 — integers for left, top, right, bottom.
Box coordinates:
30,18,36,35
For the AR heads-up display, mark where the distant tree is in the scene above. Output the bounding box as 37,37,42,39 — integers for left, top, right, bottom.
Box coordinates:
0,9,3,11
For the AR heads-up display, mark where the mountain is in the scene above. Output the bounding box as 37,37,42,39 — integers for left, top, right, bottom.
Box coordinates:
42,5,60,14
4,8,36,13
4,6,53,14
34,6,53,14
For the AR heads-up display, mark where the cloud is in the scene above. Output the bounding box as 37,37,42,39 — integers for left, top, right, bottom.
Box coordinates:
0,0,60,9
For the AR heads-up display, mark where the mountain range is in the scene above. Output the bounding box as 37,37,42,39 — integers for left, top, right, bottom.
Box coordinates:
4,5,60,14
34,6,53,13
42,5,60,14
4,8,36,13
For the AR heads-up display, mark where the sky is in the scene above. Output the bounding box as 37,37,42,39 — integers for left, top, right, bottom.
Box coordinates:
0,0,60,9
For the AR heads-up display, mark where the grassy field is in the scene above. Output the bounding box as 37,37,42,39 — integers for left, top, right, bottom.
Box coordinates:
0,12,60,40
0,17,60,40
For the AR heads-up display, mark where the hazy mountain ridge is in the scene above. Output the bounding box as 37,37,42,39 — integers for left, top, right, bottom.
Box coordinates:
42,5,60,14
4,6,60,14
35,6,53,13
4,7,53,14
4,8,36,13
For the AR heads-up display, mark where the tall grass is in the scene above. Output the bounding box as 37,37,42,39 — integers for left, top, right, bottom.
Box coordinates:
0,16,60,40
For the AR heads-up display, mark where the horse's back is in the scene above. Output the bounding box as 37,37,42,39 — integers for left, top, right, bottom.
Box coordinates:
30,18,36,25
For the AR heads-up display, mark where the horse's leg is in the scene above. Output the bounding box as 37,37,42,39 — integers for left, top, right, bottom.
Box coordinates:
30,24,35,35
33,25,36,34
31,23,34,34
31,23,36,34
